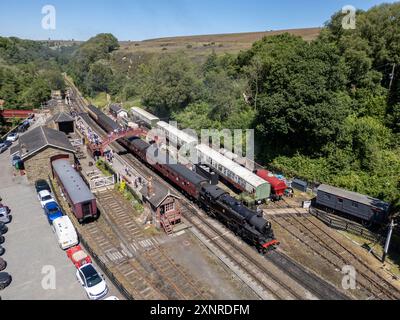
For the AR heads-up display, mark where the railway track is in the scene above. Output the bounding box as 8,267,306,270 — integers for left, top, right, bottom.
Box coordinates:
96,191,209,300
51,179,166,299
67,83,351,300
122,150,349,300
267,200,400,300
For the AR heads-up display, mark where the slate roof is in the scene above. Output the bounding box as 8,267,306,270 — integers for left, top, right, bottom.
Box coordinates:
49,112,74,123
109,104,122,113
140,180,180,208
13,126,75,160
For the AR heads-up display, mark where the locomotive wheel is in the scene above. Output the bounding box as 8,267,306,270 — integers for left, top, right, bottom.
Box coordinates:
362,220,373,228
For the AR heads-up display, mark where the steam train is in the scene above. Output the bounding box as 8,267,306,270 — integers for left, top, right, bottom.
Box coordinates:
84,105,278,253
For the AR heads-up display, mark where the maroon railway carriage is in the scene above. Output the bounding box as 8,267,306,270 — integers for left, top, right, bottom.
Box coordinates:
52,159,97,223
126,138,207,199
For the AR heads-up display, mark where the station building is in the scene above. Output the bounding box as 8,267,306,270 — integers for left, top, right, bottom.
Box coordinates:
10,126,75,182
140,178,181,235
47,111,75,135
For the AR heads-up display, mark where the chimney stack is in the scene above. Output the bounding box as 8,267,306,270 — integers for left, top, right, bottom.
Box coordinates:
147,177,154,197
21,143,28,155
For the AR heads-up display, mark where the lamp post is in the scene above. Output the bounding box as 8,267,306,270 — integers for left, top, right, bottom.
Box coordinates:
382,219,397,263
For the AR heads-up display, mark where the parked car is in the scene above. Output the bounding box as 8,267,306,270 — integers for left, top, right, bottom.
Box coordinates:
6,132,18,142
0,206,11,224
0,143,8,154
0,258,6,271
76,263,108,300
11,155,21,167
0,222,7,235
52,216,78,250
104,296,119,300
43,201,63,224
0,272,12,290
66,245,92,268
0,245,4,256
18,121,30,133
38,190,54,208
35,179,51,194
0,235,4,244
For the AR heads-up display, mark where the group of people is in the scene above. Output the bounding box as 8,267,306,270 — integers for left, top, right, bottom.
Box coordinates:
87,128,102,146
108,127,129,140
104,150,114,164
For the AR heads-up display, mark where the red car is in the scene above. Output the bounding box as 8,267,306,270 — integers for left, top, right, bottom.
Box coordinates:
66,245,92,268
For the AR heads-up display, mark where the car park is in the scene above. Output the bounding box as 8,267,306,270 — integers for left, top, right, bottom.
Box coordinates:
38,190,54,208
52,216,79,250
0,272,12,290
35,179,51,194
0,258,6,271
0,206,11,224
76,263,108,300
6,132,18,142
0,222,7,235
43,201,63,224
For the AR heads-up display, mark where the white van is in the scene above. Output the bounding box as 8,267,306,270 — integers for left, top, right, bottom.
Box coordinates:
52,216,79,250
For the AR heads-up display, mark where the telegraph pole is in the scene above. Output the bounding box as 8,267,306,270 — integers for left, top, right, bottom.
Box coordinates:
382,219,396,263
389,63,396,90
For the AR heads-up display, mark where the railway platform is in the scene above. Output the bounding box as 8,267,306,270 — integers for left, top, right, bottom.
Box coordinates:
263,208,309,216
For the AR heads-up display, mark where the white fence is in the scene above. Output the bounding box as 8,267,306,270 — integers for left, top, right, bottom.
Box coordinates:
89,175,115,190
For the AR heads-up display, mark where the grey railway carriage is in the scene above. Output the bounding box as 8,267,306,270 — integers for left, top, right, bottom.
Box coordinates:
315,184,390,225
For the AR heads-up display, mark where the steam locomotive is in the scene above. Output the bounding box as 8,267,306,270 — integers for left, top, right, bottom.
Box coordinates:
85,105,278,253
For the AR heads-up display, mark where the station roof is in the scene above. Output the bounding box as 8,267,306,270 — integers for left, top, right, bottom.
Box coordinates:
196,144,267,188
317,184,390,211
13,126,75,160
52,159,95,205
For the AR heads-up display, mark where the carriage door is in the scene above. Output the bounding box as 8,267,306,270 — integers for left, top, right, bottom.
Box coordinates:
82,202,92,217
336,198,344,211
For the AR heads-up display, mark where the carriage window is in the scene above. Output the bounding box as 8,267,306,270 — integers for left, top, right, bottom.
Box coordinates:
352,202,358,208
337,198,343,203
325,194,331,200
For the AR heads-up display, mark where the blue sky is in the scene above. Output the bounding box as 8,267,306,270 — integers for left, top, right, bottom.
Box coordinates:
0,0,397,40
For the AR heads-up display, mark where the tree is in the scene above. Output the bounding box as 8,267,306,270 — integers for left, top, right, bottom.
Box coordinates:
85,62,114,96
139,53,201,117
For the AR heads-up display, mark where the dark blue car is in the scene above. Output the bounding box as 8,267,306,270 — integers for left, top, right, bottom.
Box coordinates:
43,201,63,224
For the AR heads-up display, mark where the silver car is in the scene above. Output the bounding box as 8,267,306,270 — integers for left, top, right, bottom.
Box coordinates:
0,207,10,224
